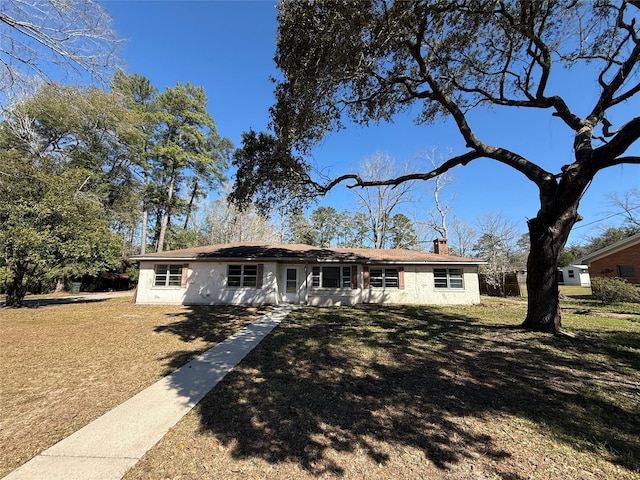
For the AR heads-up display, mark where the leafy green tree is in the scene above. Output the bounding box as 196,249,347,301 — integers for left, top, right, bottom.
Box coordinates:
113,74,233,253
583,226,639,254
111,71,160,254
334,211,368,248
0,144,122,306
308,207,341,247
164,226,207,251
286,207,367,247
285,211,315,245
231,129,317,214
0,83,139,305
557,249,575,268
233,0,640,333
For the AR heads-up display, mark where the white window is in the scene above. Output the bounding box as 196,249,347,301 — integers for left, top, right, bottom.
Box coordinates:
154,264,182,287
311,266,352,288
227,265,258,287
434,268,464,289
369,268,399,288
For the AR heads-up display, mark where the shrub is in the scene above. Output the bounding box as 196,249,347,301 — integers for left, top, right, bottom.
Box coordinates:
591,277,640,304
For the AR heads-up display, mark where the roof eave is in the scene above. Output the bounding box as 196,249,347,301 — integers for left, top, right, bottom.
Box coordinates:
132,256,486,265
579,232,640,264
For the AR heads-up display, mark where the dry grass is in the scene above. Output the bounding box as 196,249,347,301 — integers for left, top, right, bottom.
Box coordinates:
0,296,268,477
124,298,640,480
2,294,639,479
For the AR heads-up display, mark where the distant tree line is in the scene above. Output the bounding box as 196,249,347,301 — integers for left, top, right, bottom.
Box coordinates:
1,72,635,307
284,207,419,249
2,0,638,310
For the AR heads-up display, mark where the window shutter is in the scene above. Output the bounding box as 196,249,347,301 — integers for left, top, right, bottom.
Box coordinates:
398,267,405,290
257,263,264,289
363,266,369,289
181,263,189,288
351,265,358,289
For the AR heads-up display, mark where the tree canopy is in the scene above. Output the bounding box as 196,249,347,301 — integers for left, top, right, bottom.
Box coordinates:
0,83,138,305
231,0,640,333
0,73,232,304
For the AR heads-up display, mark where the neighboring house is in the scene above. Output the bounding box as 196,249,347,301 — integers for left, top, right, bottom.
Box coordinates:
579,232,640,285
131,241,484,306
557,265,591,287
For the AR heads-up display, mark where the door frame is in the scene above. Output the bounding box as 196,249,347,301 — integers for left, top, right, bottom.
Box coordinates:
282,266,300,303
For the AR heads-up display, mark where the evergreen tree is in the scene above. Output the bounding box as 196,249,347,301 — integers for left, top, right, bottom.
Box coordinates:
151,83,232,252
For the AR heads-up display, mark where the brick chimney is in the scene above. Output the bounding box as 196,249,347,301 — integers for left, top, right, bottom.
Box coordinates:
433,238,448,255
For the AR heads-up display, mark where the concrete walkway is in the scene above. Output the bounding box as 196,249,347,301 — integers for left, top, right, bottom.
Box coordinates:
3,305,298,480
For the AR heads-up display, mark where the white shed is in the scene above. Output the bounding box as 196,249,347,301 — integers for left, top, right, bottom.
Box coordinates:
557,265,591,287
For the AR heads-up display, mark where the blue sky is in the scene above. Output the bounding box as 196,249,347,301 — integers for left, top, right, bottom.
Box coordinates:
102,0,639,246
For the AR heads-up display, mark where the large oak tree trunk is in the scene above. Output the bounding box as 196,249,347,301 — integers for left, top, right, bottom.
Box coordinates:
521,183,584,333
522,218,564,333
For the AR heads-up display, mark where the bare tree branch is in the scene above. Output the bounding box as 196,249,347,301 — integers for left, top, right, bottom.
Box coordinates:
0,0,122,100
606,187,640,228
347,152,416,248
593,117,640,168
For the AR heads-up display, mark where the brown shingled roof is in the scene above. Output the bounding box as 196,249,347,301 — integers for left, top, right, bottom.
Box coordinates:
131,242,482,264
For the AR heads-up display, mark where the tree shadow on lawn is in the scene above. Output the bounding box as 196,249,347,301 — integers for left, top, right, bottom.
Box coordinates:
167,305,640,476
154,305,271,375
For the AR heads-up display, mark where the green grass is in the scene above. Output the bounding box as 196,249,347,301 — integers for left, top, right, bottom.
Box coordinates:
559,285,593,296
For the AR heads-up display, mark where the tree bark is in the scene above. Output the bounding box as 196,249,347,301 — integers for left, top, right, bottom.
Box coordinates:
140,207,148,255
140,175,149,255
156,173,175,253
522,218,563,333
521,189,583,333
183,179,199,230
5,262,28,307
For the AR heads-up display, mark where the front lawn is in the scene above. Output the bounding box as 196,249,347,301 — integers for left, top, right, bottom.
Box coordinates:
0,297,269,478
2,295,638,479
125,297,639,479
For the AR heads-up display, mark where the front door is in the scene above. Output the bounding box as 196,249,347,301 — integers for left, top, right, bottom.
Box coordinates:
283,267,298,303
